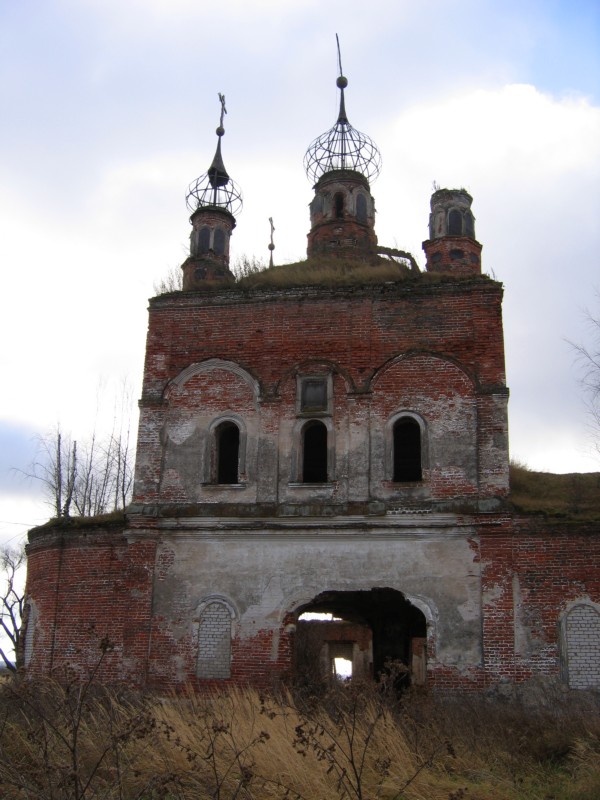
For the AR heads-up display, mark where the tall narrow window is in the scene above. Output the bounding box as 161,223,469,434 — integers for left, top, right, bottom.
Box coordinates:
393,418,422,482
302,421,328,483
214,228,225,256
334,192,344,219
356,193,367,223
216,422,240,484
198,226,211,254
448,209,462,236
464,211,475,238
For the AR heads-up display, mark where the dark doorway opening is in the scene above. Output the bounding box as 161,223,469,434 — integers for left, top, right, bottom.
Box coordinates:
294,588,427,688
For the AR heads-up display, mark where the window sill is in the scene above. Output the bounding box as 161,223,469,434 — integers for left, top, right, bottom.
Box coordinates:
201,483,248,490
288,482,335,488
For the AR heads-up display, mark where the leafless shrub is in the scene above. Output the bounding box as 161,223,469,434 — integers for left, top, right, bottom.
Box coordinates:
19,386,134,520
0,676,599,799
153,264,183,295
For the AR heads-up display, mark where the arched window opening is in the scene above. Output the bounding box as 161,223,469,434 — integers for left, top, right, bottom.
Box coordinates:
216,422,240,484
448,209,462,236
198,226,211,254
393,418,422,482
302,421,328,483
356,193,367,223
464,211,475,238
334,192,344,219
214,228,225,256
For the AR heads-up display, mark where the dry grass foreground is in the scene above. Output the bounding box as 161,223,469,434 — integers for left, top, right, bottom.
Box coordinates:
0,672,599,800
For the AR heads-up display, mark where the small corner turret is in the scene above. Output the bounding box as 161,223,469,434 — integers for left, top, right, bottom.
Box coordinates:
422,188,482,275
181,94,243,290
304,37,381,262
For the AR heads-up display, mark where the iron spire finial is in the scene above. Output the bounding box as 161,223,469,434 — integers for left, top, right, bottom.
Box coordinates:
335,34,349,124
336,34,343,79
268,217,275,268
303,37,381,185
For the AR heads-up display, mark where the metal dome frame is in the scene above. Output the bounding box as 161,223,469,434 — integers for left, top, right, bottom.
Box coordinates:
304,119,382,185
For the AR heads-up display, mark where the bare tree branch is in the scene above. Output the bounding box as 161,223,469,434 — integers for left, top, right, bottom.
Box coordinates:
17,421,134,519
569,292,600,459
0,545,26,672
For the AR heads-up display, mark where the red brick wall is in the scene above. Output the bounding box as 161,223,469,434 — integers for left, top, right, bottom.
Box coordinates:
141,281,505,399
24,515,600,690
134,280,508,507
25,522,156,685
480,517,600,683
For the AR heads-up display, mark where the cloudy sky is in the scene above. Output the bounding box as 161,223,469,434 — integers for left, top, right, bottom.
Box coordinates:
1,0,599,547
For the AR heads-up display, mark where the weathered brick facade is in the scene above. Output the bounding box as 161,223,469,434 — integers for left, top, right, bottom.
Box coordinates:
23,79,600,693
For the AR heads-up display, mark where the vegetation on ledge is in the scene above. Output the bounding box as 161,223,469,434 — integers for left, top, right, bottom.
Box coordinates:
30,510,126,533
154,257,495,297
235,256,415,290
509,461,600,517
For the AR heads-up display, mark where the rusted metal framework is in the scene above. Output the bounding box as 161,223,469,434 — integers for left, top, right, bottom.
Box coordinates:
186,94,243,217
304,43,381,185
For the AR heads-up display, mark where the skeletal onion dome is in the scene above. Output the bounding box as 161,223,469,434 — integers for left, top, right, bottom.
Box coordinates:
304,120,382,184
185,172,243,217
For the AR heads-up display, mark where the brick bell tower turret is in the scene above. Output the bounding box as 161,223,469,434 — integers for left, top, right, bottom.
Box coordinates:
181,94,243,290
304,42,381,262
422,188,482,275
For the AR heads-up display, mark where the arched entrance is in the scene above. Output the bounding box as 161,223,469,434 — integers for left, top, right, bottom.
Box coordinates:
293,588,427,687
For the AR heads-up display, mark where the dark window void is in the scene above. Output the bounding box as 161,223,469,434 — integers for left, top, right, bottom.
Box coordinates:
356,193,367,223
301,378,327,412
448,209,462,236
303,421,328,483
464,211,475,238
214,228,225,256
216,422,239,484
393,418,422,482
334,192,344,218
198,226,211,254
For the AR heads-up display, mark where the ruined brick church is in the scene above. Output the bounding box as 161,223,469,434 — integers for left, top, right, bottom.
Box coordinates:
24,67,600,692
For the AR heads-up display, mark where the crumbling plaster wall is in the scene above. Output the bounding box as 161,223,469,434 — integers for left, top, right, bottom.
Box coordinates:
144,522,482,686
133,282,509,509
23,516,600,689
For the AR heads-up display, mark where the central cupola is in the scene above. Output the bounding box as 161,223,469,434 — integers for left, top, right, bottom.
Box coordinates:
304,39,381,261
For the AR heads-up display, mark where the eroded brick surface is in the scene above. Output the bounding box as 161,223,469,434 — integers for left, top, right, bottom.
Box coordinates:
22,185,599,692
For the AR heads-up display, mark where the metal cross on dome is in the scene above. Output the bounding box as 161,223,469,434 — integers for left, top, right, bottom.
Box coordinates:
185,92,243,216
218,93,227,129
